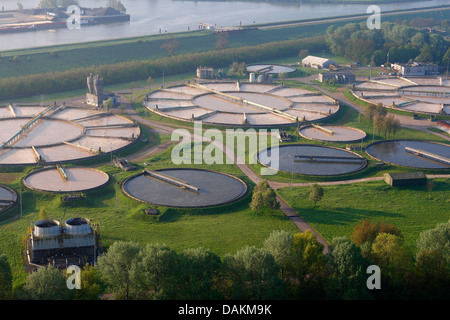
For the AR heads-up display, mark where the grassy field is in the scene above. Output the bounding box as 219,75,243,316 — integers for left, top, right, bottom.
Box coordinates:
2,6,450,80
0,140,299,289
277,179,450,251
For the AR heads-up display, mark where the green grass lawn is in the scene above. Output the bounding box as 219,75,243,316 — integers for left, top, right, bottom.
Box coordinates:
277,178,450,251
0,141,299,289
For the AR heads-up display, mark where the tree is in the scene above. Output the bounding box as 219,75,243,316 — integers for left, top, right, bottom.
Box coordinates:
415,43,434,62
413,249,450,299
160,36,179,57
227,61,246,77
325,237,372,300
250,180,280,214
39,207,47,220
96,241,142,300
291,230,326,281
107,0,126,12
176,247,224,300
21,266,73,300
39,0,78,8
309,183,324,207
288,230,326,298
263,230,294,279
351,220,403,248
371,233,412,296
0,253,12,300
416,220,450,262
426,180,436,200
130,243,179,300
73,264,103,300
215,32,229,51
298,49,309,59
223,246,285,300
250,189,265,214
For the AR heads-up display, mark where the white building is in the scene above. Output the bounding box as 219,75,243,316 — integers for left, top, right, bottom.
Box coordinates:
392,62,439,76
302,55,336,69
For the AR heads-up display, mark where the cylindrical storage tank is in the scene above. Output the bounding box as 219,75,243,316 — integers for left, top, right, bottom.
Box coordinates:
65,217,92,236
34,219,60,238
87,74,93,94
93,77,103,96
257,75,264,83
249,73,255,83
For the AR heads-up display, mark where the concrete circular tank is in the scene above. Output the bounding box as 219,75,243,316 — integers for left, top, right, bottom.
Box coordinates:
122,168,248,208
23,166,110,193
0,104,140,166
34,219,60,238
246,64,296,74
365,140,450,169
144,82,339,127
0,184,17,213
65,217,92,235
299,125,367,143
258,144,367,176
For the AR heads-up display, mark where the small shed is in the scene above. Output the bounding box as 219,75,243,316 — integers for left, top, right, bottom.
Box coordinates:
383,172,427,187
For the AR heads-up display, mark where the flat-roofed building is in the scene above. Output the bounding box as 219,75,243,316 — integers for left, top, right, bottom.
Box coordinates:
383,172,427,187
197,66,214,79
392,62,439,76
302,55,336,69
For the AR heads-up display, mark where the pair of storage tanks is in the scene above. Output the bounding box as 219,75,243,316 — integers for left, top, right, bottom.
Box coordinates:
33,217,92,238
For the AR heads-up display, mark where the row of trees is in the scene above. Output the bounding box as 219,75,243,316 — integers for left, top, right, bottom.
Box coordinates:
38,0,78,8
1,219,447,300
250,180,325,214
326,21,450,66
364,103,401,139
0,36,326,101
37,0,124,10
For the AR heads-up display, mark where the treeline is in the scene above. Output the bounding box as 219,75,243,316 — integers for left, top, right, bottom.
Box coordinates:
326,21,450,66
1,220,448,300
0,36,326,101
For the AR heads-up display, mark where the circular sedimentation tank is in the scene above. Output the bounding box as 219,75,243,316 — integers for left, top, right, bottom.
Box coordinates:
365,140,450,169
144,82,339,127
352,77,450,115
0,184,17,213
23,166,110,193
299,125,367,143
0,104,140,166
122,168,248,208
246,64,297,74
257,144,367,176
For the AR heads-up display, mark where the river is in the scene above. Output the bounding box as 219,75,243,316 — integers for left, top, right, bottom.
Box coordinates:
0,0,447,51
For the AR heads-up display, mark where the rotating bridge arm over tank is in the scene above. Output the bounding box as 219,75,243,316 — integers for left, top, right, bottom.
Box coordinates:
143,169,200,192
188,83,299,122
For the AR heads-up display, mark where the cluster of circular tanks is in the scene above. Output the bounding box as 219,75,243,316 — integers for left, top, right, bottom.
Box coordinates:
144,81,340,127
0,80,449,214
352,76,450,115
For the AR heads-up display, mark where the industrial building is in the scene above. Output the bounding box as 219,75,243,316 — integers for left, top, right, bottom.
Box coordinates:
86,73,116,107
302,55,336,69
319,72,355,84
196,66,214,79
391,62,439,76
26,217,102,268
383,172,427,187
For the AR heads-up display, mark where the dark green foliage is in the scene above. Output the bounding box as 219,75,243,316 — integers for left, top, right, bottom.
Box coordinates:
0,36,325,100
0,253,12,299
